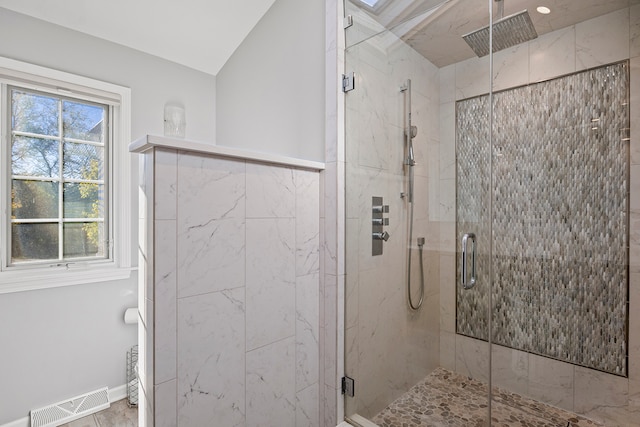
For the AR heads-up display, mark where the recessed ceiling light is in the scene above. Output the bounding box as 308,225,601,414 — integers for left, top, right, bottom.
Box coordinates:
537,6,551,14
360,0,379,6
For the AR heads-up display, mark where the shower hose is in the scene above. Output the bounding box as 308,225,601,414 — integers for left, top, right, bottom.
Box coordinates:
407,186,425,311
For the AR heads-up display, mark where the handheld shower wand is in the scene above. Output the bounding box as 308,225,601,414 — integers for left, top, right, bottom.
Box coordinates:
406,125,417,166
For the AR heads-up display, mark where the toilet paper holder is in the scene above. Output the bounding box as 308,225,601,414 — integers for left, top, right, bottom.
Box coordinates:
124,308,138,325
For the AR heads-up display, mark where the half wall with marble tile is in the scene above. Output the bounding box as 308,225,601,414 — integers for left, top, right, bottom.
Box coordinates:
132,135,323,427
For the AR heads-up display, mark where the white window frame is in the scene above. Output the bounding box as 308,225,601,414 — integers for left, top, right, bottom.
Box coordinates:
0,57,133,293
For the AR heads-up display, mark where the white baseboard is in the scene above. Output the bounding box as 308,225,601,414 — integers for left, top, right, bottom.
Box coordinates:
108,384,128,403
1,384,128,427
1,417,28,427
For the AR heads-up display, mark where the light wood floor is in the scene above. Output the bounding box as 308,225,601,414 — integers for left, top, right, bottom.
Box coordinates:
60,398,137,427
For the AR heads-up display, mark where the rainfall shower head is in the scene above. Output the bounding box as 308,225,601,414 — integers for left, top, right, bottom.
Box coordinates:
462,3,538,57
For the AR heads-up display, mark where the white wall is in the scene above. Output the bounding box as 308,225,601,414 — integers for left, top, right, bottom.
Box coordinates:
216,0,326,162
0,9,216,143
0,8,216,424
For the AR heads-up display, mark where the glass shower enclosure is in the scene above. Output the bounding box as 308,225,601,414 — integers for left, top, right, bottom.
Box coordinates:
343,0,636,425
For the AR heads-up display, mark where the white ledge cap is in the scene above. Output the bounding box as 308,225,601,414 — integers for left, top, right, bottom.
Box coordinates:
130,135,325,171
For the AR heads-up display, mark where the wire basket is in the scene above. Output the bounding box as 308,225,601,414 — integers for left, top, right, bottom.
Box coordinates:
126,344,138,408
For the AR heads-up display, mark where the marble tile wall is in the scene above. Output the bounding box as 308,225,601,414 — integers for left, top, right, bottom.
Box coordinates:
342,9,443,421
438,5,640,426
138,146,321,426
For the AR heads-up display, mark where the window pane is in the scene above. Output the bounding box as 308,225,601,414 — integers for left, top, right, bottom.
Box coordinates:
11,223,58,262
63,143,104,180
8,86,112,267
12,179,59,219
64,183,104,218
63,222,104,258
12,137,60,178
63,101,106,142
11,90,59,136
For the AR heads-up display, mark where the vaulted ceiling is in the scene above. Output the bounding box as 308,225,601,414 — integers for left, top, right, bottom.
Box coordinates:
0,0,276,76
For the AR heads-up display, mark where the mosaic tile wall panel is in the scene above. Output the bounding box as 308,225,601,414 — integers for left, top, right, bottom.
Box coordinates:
455,62,629,375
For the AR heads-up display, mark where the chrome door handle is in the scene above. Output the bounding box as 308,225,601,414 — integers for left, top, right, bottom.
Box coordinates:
461,233,477,290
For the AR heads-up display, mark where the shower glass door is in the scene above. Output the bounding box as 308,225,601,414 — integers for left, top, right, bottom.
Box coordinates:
344,0,635,426
487,2,634,425
343,0,492,424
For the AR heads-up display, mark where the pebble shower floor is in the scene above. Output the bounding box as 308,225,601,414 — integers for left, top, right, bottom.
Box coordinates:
372,368,602,427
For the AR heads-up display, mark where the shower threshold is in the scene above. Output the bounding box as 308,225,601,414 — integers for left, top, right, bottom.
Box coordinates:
370,368,603,427
344,413,379,427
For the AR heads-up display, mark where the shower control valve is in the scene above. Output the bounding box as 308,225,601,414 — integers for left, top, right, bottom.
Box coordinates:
372,218,389,226
373,231,390,241
372,196,389,256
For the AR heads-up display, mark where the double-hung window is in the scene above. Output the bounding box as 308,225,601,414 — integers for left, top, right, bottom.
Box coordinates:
0,57,132,292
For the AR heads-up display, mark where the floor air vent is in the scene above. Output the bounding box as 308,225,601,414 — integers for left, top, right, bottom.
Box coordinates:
30,387,110,427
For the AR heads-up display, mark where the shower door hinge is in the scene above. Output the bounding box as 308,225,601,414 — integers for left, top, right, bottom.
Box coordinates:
342,72,355,93
342,376,355,397
344,15,353,29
